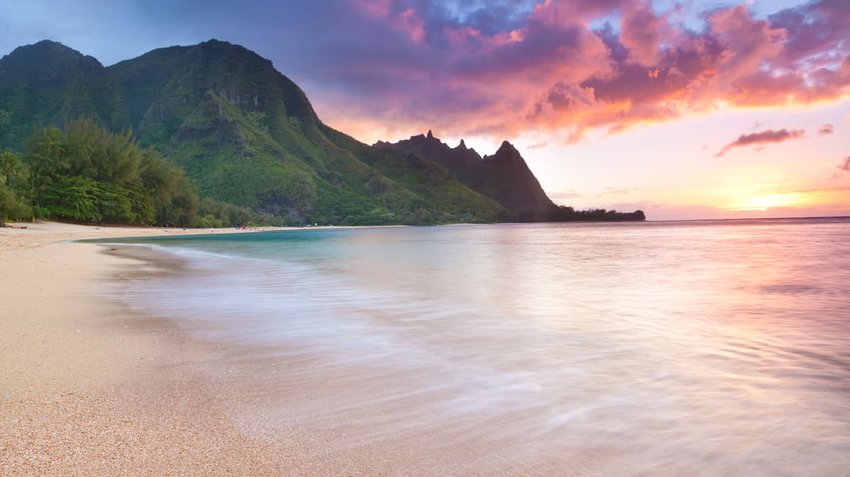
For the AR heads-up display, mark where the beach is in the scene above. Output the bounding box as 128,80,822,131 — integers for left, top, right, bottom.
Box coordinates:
3,220,850,476
0,222,526,476
0,222,289,475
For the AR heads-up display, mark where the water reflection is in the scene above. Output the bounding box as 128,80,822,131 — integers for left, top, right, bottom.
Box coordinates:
114,219,850,474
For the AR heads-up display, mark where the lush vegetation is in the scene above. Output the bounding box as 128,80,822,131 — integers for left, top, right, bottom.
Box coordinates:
1,105,31,222
0,149,30,222
1,40,645,225
0,40,511,225
0,118,279,226
23,119,196,224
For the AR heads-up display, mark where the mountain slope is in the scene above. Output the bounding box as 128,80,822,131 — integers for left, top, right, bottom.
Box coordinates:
0,40,124,147
1,39,507,224
378,131,554,221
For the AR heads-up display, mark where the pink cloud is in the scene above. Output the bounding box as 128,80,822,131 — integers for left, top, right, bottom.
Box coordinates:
620,1,669,65
838,156,850,173
715,128,806,157
398,8,426,43
819,124,835,135
315,0,850,142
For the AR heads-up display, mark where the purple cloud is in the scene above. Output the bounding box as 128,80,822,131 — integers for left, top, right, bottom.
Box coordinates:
3,0,849,142
715,129,806,157
838,157,850,173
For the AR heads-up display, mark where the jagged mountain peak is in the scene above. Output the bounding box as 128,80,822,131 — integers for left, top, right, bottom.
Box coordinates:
484,140,525,165
495,140,519,156
384,132,554,220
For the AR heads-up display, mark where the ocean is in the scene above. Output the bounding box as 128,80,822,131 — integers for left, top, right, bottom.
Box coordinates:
102,219,850,474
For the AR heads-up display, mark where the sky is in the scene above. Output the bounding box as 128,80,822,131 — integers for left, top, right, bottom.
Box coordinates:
1,0,848,220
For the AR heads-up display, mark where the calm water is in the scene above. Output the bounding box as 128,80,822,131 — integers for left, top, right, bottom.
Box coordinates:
107,219,850,474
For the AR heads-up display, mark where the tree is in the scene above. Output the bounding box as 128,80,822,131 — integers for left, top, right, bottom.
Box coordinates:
0,151,24,191
0,150,31,222
0,109,10,146
22,120,198,225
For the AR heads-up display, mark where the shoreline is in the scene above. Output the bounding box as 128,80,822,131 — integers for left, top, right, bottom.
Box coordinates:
1,221,596,475
0,221,538,475
0,221,289,474
5,220,848,474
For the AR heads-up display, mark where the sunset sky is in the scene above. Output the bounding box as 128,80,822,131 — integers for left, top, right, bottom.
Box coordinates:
2,0,848,219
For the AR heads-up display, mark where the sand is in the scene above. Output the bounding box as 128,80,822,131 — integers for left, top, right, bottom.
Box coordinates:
0,222,289,475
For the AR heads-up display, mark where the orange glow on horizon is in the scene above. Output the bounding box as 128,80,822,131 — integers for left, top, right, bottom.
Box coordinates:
724,192,807,211
717,188,850,215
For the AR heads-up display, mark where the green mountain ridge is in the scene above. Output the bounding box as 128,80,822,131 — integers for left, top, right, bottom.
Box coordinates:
1,39,511,224
0,39,644,224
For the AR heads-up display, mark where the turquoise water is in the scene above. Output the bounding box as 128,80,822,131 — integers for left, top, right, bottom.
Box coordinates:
107,220,850,474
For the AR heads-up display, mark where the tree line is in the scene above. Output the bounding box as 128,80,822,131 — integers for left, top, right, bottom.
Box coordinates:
548,205,646,222
0,117,279,227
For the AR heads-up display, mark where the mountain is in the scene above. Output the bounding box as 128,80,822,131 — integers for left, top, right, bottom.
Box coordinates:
0,39,510,224
377,131,554,220
0,40,125,145
1,39,642,225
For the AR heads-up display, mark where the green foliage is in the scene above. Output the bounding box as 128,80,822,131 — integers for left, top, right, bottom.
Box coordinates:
0,109,11,145
1,150,25,191
0,183,30,221
1,40,564,225
138,147,198,226
23,119,196,225
197,198,282,227
0,41,123,151
0,149,32,221
40,176,154,224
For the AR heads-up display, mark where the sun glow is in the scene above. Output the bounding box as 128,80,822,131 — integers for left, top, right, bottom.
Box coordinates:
726,192,807,211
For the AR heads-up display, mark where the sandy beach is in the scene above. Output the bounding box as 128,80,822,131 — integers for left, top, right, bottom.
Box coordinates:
0,222,294,475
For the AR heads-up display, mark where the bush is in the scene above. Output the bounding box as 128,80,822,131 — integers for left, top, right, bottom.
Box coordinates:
40,176,155,224
0,186,31,221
